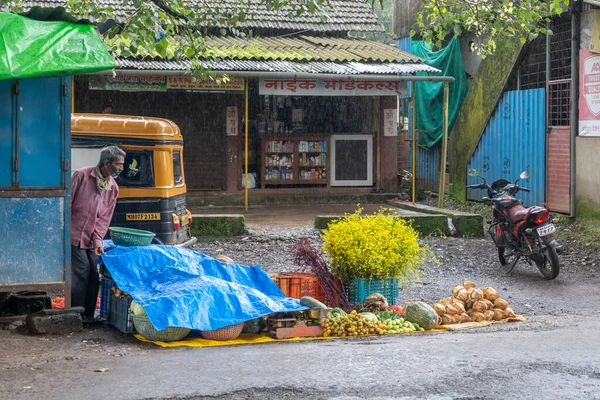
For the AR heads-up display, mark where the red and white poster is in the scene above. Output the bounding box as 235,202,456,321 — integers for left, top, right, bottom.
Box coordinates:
579,49,600,136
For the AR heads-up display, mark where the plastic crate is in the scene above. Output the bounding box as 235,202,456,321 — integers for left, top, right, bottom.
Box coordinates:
345,278,399,306
109,227,155,247
99,277,114,318
108,291,135,333
269,272,325,303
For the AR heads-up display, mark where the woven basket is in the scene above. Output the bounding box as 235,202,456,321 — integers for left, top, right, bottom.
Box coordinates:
199,323,244,341
109,227,155,247
132,314,190,342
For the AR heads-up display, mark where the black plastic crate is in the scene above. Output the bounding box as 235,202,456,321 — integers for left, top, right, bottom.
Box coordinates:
99,277,113,318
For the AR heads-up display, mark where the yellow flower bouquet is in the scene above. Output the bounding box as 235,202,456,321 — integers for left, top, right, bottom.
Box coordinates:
321,207,426,284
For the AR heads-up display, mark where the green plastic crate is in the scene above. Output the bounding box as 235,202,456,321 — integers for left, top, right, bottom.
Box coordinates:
345,278,399,306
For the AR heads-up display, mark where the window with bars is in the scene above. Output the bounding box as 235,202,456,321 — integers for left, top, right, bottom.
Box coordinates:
548,80,571,127
506,14,572,91
549,18,572,81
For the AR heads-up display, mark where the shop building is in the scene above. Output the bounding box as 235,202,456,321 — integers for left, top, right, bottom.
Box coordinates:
25,0,439,198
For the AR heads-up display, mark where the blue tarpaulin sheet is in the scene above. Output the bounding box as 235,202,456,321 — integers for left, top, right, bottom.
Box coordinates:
100,244,307,331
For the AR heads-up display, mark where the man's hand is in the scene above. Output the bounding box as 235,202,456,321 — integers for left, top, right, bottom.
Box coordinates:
94,246,105,256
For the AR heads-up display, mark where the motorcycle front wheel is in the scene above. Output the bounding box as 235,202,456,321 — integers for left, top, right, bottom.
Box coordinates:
498,247,518,273
531,247,560,280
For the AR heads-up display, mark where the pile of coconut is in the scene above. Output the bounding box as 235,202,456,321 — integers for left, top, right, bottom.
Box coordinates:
433,281,517,325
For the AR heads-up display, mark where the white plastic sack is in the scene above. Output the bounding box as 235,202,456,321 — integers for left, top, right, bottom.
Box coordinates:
242,172,256,189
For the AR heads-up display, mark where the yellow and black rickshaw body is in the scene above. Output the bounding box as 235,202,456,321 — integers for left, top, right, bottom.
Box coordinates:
71,113,196,247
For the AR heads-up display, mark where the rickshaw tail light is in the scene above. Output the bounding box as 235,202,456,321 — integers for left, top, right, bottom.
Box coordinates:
187,211,193,226
172,214,180,231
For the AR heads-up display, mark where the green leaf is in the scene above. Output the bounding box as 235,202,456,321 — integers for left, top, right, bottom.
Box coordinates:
520,37,527,44
185,48,196,57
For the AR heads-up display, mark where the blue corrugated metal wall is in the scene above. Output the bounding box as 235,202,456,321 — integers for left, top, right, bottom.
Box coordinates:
467,88,546,206
398,36,412,53
419,145,440,192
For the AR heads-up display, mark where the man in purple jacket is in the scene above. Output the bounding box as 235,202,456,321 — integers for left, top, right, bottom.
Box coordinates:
70,146,125,321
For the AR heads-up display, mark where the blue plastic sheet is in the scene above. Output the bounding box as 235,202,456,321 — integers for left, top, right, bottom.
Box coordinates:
100,244,307,331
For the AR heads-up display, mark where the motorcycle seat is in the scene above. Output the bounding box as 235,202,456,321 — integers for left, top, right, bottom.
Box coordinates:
509,206,532,222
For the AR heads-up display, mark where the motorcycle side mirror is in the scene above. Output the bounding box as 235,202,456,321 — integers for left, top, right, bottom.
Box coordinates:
467,169,480,177
520,171,530,180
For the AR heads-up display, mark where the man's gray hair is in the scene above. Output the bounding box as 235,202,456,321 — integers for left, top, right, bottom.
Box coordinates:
98,146,126,167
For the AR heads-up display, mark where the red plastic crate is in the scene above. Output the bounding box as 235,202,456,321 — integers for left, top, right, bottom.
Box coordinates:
269,272,325,303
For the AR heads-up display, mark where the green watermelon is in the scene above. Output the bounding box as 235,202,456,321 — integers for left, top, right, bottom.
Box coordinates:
402,301,439,330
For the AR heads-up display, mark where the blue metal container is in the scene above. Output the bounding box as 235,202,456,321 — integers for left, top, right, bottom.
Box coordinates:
467,88,546,206
0,77,71,292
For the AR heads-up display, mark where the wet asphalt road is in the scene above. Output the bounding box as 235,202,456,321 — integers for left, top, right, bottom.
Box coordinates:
1,204,600,399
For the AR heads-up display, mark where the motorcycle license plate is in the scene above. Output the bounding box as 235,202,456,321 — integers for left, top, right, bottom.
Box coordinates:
537,224,556,237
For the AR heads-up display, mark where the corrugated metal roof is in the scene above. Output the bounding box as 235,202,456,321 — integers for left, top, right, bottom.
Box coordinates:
21,0,384,33
201,36,423,63
113,34,439,75
115,58,439,75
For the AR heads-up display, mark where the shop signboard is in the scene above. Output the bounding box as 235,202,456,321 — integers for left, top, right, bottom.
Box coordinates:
166,76,245,92
89,75,167,92
579,49,600,136
226,106,238,136
259,77,408,96
383,109,397,136
90,74,245,93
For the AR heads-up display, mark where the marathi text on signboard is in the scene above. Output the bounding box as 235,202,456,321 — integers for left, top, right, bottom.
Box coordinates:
89,75,167,92
259,77,408,96
89,74,245,93
226,106,238,136
383,109,397,137
166,76,245,92
579,49,600,136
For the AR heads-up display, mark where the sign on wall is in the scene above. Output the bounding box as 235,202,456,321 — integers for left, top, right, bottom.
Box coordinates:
226,107,238,136
579,49,600,136
89,74,245,93
259,77,407,96
89,75,167,92
383,109,397,136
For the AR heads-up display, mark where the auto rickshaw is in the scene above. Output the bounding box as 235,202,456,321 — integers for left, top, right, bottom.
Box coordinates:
71,113,196,247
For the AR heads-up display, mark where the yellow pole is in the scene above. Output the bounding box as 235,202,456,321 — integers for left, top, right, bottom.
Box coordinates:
411,85,417,204
437,81,450,208
244,78,249,211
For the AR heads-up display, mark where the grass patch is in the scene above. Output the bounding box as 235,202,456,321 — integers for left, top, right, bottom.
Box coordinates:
554,201,600,249
190,215,246,238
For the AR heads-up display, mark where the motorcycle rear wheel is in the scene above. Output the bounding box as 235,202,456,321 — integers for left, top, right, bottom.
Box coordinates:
532,247,560,280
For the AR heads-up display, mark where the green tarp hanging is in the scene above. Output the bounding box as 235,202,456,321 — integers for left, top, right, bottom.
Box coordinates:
0,11,116,81
412,38,468,148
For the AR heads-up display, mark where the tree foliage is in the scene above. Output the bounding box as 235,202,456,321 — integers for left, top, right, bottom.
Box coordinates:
409,0,570,57
1,0,329,74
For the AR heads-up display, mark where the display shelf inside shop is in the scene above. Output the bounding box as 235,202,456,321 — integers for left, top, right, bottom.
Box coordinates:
261,135,330,188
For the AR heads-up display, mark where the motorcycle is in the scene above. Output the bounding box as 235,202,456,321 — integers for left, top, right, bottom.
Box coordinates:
467,169,568,280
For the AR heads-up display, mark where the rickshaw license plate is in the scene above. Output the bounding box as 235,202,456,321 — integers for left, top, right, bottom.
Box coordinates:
537,224,555,237
126,213,161,221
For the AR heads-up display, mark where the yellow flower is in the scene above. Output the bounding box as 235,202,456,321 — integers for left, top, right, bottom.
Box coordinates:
321,206,427,283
